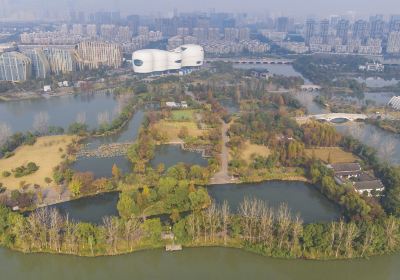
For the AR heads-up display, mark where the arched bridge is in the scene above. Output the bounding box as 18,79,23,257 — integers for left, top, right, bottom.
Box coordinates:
300,84,321,91
296,113,368,123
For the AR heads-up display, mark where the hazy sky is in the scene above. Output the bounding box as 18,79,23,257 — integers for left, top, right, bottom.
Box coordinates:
5,0,400,18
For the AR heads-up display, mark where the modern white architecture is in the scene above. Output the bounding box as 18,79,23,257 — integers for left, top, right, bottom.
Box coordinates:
132,44,204,74
388,96,400,110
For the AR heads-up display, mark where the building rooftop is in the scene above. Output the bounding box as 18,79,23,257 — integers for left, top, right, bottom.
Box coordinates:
354,180,384,191
328,162,361,173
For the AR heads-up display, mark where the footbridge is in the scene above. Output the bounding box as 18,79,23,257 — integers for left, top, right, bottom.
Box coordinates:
300,84,321,91
296,113,368,123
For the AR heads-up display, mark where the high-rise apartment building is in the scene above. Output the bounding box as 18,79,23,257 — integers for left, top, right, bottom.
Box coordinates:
75,41,122,69
193,27,207,42
86,24,97,37
305,19,317,46
352,20,368,40
22,49,50,79
370,18,385,39
100,24,117,41
208,28,220,41
319,19,330,44
387,31,400,53
276,17,289,32
138,26,149,37
177,27,190,36
224,28,239,41
43,48,78,74
0,52,32,81
71,24,84,35
238,28,250,41
336,19,349,44
116,26,132,43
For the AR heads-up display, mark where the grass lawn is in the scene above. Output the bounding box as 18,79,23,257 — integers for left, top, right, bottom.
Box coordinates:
154,119,204,142
0,135,77,190
171,109,196,121
304,147,357,164
240,141,270,164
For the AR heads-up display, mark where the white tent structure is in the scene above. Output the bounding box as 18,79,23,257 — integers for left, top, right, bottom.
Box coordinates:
132,44,204,74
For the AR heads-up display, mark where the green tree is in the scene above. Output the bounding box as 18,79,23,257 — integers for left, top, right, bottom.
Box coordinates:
69,178,83,197
117,192,137,219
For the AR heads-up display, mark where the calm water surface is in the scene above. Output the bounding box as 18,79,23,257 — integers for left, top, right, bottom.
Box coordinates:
0,90,122,133
233,64,311,84
208,181,340,223
150,145,208,170
51,181,340,224
1,247,399,280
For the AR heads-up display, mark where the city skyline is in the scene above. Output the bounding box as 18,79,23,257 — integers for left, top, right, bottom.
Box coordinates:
1,0,400,21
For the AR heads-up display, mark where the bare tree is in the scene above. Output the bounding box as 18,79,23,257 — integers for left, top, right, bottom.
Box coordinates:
102,216,120,254
33,111,50,135
76,112,87,125
360,225,374,257
276,203,292,250
48,208,64,252
221,201,230,245
0,122,12,147
343,223,358,258
334,219,346,258
290,214,303,256
97,111,110,126
384,216,399,251
123,217,142,251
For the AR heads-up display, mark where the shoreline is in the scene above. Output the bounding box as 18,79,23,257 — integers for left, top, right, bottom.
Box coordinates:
1,240,394,261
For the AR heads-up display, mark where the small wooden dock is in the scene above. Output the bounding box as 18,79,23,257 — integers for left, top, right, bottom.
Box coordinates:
165,244,182,251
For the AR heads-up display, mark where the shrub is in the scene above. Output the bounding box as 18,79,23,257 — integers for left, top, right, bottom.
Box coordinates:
2,171,11,178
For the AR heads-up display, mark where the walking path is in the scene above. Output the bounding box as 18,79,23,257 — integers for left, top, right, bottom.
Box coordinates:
210,121,237,185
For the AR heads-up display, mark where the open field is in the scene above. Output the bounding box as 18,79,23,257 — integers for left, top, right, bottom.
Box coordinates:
0,135,77,189
305,147,357,164
154,119,204,141
240,141,270,164
170,109,196,121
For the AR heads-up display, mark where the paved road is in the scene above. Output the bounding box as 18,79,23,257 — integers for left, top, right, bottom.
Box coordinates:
210,121,236,185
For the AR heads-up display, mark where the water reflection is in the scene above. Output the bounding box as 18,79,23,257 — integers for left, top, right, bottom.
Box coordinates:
233,64,311,84
0,90,124,133
335,122,400,165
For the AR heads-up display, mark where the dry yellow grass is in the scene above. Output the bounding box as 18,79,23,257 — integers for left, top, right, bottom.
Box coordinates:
0,135,77,189
304,147,357,164
240,141,270,164
154,120,204,142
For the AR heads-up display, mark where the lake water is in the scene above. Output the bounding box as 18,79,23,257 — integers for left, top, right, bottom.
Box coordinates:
150,145,209,170
0,90,123,133
1,246,399,280
48,192,119,224
50,181,340,224
355,77,399,88
207,181,340,223
233,64,311,84
335,122,400,165
330,92,396,107
294,91,400,165
71,110,146,178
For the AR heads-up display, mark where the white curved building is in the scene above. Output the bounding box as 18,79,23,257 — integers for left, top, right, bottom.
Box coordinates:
176,44,204,67
167,50,182,70
132,44,203,74
132,49,154,73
